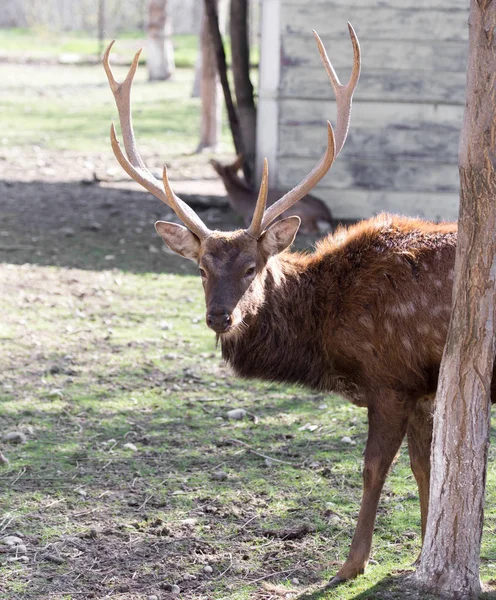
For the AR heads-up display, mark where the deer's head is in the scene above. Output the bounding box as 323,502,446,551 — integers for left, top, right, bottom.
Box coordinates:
103,26,360,335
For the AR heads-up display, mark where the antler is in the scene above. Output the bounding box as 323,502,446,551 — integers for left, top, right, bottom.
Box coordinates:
250,24,361,237
103,41,211,240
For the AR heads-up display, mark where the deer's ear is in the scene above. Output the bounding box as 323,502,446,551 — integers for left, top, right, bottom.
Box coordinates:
259,216,301,257
155,221,201,261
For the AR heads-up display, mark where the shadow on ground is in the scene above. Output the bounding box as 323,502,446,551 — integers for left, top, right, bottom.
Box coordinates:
1,179,235,275
299,573,496,600
0,179,332,275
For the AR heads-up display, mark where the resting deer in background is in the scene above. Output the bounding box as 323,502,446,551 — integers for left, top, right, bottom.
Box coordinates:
210,154,334,234
103,26,495,586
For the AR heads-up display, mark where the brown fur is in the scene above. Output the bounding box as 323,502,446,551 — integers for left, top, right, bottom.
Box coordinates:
213,213,495,582
210,156,334,234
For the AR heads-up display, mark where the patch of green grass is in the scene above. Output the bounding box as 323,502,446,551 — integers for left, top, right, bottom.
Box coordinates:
0,28,199,67
0,263,495,599
0,62,232,153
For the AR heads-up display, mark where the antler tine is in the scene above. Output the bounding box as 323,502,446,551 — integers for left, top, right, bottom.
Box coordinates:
247,159,269,237
103,42,211,240
259,122,336,233
255,26,360,235
314,24,361,155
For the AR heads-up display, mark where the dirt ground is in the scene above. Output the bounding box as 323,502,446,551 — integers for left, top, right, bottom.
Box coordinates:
0,146,335,277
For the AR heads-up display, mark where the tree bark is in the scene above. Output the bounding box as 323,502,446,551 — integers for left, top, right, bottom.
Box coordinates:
413,1,496,597
230,0,256,186
97,0,105,60
147,0,175,81
203,0,246,168
196,0,222,151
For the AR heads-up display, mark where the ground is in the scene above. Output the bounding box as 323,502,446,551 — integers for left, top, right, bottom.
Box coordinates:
0,32,495,600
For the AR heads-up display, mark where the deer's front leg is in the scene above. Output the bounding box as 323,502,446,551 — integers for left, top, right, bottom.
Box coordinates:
329,401,408,585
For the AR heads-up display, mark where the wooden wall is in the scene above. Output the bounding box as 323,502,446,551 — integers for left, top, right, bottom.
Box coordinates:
276,0,469,221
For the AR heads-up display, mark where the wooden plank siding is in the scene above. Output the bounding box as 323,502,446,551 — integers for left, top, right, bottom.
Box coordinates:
273,0,469,221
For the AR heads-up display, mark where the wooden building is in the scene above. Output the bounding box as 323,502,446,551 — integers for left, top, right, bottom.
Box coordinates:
256,0,470,222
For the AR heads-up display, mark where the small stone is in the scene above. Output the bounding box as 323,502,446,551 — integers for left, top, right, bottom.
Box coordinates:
340,436,356,445
48,388,63,398
77,489,87,497
104,254,115,261
171,584,180,595
226,408,247,420
211,470,228,481
181,573,196,581
7,555,29,563
87,222,102,231
298,423,318,432
291,578,300,585
3,432,27,444
203,565,213,574
160,321,172,331
123,442,138,452
148,596,158,600
13,544,27,555
2,536,23,546
148,245,159,253
61,227,75,237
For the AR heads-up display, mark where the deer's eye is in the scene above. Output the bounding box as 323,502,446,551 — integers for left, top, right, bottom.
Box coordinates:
199,267,207,279
245,266,256,278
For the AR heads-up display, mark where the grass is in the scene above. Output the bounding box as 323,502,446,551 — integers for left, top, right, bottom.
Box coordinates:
0,60,227,154
0,263,495,599
0,28,199,68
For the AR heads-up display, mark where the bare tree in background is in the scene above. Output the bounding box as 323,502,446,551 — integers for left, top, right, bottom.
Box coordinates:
203,0,251,184
196,0,222,151
230,0,256,183
412,1,496,597
147,0,175,81
97,0,105,59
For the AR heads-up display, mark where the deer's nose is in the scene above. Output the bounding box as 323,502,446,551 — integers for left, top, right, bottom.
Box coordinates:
207,311,232,332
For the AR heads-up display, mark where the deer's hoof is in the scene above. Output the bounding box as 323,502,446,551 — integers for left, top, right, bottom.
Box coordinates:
326,576,347,588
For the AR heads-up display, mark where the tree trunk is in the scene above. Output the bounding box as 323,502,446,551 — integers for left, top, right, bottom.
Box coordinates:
147,0,175,81
203,0,246,167
196,0,222,151
412,1,496,597
230,0,256,186
97,0,105,60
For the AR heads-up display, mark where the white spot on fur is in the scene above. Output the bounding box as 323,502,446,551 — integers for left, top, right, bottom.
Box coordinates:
402,337,413,352
358,315,374,330
384,320,393,335
434,279,443,288
362,342,375,354
432,305,444,316
418,323,431,336
390,302,416,317
448,269,454,280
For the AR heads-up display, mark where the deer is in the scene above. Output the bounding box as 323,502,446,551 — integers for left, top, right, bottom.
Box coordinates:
210,154,334,234
103,27,495,586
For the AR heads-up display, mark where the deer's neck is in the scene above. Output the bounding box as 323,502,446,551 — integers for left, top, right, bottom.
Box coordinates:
220,255,332,390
